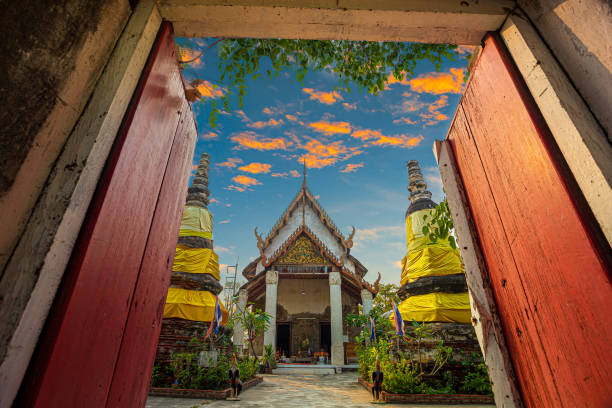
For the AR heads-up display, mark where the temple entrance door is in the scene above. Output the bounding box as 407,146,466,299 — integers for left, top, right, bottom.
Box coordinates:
320,323,331,355
277,324,291,357
17,23,197,408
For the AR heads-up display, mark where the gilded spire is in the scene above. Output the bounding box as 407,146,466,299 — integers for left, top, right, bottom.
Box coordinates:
302,157,307,188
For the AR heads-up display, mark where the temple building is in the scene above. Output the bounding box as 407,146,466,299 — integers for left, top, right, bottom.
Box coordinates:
155,153,228,362
397,160,472,323
236,171,379,365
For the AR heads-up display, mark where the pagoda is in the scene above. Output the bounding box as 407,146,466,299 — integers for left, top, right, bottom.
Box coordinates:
155,153,228,362
237,168,379,365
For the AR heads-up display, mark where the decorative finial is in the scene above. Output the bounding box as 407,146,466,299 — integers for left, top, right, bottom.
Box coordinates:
302,157,307,187
405,160,436,217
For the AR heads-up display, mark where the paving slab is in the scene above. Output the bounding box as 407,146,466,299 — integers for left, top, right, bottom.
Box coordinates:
146,372,495,408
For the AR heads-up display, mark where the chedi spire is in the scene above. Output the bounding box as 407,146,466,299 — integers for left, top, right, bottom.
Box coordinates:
406,160,436,218
186,153,210,207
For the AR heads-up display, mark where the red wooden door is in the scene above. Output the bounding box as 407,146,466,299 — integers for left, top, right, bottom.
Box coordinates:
448,33,612,407
18,23,197,407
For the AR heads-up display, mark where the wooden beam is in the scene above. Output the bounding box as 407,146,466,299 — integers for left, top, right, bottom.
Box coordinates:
434,139,523,408
159,0,514,45
500,12,612,248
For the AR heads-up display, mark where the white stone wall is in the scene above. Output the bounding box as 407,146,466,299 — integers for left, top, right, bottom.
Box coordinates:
277,279,330,315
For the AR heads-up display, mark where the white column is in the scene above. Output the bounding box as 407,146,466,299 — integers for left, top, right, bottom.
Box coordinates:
329,271,344,366
233,289,248,353
263,270,278,352
361,289,373,316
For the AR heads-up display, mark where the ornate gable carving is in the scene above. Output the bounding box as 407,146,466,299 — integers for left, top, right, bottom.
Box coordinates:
276,235,329,265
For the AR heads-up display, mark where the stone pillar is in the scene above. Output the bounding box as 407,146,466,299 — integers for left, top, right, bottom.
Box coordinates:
361,289,373,316
263,270,278,352
329,271,344,366
233,289,248,353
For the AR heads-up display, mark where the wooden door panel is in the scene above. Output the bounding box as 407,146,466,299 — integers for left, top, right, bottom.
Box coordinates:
19,23,193,408
449,106,556,407
106,98,197,407
448,33,612,407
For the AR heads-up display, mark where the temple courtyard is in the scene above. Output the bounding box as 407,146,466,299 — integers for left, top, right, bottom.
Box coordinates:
146,372,495,408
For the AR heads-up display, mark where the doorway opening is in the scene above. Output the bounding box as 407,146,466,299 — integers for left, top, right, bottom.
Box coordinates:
320,323,331,355
277,323,291,357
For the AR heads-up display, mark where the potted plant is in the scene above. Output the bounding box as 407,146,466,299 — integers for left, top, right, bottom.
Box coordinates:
263,344,277,373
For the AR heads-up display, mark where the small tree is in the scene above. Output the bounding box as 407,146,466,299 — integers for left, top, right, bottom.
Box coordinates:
372,283,400,313
229,300,271,360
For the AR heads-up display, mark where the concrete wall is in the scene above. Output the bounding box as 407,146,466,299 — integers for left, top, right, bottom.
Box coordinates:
0,0,131,272
519,0,612,138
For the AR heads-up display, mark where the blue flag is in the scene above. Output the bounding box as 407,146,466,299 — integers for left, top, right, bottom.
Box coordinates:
369,316,376,342
392,299,404,337
214,297,222,334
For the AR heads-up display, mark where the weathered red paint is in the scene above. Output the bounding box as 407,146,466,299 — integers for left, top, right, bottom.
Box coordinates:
18,23,196,407
448,33,612,407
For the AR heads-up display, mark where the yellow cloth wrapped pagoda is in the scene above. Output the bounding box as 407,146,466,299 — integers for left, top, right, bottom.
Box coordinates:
396,161,471,324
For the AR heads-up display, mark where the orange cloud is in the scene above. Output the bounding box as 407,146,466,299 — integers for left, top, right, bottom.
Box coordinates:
232,175,261,186
351,128,424,148
225,185,246,192
300,154,339,169
309,121,351,135
289,170,300,178
231,131,290,151
200,131,218,140
302,88,343,104
285,114,298,122
340,163,364,173
191,164,198,171
247,118,284,129
342,102,357,111
177,46,203,67
420,95,450,125
301,139,347,158
238,162,272,174
409,68,464,94
393,117,418,125
428,95,449,113
456,45,476,55
387,72,411,86
217,157,243,168
262,107,273,115
271,172,288,178
193,79,224,98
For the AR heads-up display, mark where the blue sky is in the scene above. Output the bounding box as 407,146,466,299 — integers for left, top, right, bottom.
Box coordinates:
177,39,471,286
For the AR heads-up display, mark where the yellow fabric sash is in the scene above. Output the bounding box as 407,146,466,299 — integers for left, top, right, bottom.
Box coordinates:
163,288,228,323
179,205,213,239
396,292,472,324
172,246,220,281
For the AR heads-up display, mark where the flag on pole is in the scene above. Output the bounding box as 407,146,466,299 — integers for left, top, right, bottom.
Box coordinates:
392,299,404,337
369,316,376,342
214,296,222,334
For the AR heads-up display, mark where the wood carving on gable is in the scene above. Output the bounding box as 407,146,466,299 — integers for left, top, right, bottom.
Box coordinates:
277,235,329,265
254,227,268,265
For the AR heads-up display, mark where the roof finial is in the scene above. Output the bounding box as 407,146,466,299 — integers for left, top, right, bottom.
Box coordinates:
302,157,307,187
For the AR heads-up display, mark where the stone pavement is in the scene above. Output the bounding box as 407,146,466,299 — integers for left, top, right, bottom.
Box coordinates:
146,372,495,408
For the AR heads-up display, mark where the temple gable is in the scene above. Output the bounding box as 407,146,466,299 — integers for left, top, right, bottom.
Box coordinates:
276,235,330,265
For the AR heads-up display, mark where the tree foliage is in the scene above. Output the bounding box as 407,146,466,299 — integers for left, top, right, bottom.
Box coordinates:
422,197,457,249
179,38,460,126
372,283,400,313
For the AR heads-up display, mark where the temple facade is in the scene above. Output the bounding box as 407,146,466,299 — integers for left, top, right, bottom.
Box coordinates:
236,173,379,365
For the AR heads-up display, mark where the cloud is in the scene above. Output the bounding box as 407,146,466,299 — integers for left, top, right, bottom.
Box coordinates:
302,139,347,158
393,117,418,125
340,163,364,173
394,260,403,268
300,154,339,169
285,114,298,122
218,220,231,225
309,121,351,135
456,45,476,55
302,88,343,104
200,131,218,140
409,68,465,94
398,93,425,114
231,131,291,151
191,164,198,171
238,162,272,174
271,172,288,178
232,175,262,186
193,79,224,98
353,225,403,248
217,157,243,168
177,46,203,67
423,166,445,203
342,102,357,111
289,170,300,178
351,128,424,148
247,118,284,129
209,198,218,204
234,110,250,122
225,185,246,192
419,95,450,126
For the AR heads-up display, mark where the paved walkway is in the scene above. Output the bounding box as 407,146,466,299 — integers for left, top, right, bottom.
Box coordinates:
146,372,495,408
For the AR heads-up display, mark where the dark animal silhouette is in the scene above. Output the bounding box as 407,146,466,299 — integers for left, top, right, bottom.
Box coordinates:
229,354,242,399
371,356,384,401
